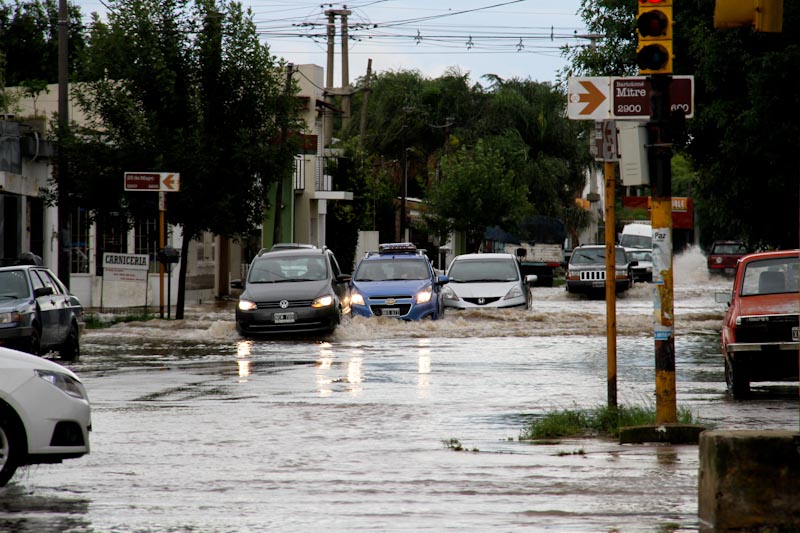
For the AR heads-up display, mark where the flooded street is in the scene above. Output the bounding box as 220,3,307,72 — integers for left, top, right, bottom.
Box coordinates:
2,248,798,532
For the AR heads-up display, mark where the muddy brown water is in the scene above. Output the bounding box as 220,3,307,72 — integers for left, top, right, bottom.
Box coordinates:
2,247,797,532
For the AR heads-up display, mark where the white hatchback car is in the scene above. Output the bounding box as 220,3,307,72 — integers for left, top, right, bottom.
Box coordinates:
0,347,91,486
442,253,537,310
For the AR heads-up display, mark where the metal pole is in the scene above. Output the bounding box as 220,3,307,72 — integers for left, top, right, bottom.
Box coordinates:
159,192,165,318
57,0,70,287
604,159,618,410
649,74,677,424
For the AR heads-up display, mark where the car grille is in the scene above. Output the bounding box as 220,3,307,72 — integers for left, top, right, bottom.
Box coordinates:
463,297,501,305
579,271,605,281
370,304,412,316
256,299,314,309
735,313,799,343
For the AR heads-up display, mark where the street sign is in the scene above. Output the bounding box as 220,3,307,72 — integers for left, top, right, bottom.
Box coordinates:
568,75,694,121
124,172,181,192
567,77,610,120
612,76,693,119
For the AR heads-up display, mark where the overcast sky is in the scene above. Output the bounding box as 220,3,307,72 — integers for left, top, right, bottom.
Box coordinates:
73,0,589,85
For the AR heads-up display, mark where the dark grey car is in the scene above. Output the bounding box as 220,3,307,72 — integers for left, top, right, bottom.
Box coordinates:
565,245,635,296
0,265,83,360
232,246,351,336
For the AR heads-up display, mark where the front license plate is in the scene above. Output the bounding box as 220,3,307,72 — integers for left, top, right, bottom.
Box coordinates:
274,312,296,324
592,281,604,288
382,308,400,317
793,327,798,341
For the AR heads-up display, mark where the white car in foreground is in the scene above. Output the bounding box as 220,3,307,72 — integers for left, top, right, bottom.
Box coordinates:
0,347,91,486
442,253,537,310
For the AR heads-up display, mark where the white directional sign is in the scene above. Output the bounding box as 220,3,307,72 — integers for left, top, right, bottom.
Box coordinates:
568,77,610,121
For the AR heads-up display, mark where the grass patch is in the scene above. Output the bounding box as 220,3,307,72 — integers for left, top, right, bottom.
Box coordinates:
83,310,158,329
520,403,701,441
442,438,479,452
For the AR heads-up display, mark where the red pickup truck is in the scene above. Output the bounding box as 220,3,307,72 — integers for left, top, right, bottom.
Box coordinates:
719,249,799,397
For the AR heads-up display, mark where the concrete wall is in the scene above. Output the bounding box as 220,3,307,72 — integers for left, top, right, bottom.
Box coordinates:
699,430,800,531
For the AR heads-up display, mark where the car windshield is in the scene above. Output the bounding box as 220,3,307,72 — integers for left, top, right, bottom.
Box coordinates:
627,250,652,262
740,257,799,296
355,259,430,281
0,270,31,299
712,243,747,255
619,234,651,249
570,248,628,266
447,259,519,282
248,256,328,283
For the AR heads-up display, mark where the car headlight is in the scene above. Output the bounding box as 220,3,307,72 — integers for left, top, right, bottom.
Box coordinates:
35,370,88,400
351,292,365,306
441,286,459,301
504,285,523,300
416,286,433,304
238,299,257,311
312,295,334,308
0,311,22,325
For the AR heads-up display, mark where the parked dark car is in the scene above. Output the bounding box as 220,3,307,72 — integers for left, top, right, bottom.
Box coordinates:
719,249,799,397
0,265,83,360
707,240,748,276
565,245,635,297
231,245,351,336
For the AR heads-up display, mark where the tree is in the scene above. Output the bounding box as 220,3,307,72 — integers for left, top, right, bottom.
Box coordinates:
63,0,299,317
0,0,86,86
425,135,530,252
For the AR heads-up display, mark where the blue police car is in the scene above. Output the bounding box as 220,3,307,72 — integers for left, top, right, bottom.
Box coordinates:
350,243,449,320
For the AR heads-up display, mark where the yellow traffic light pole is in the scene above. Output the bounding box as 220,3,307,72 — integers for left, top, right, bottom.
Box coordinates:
637,0,677,424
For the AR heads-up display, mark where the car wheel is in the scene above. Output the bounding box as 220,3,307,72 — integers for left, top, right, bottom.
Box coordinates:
0,411,23,487
59,323,81,362
24,326,42,356
725,357,750,398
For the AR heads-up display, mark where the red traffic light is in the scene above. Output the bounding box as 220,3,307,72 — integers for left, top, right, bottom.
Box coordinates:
638,10,669,37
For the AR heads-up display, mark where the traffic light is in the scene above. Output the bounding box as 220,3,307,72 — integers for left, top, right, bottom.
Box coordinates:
714,0,783,33
636,0,673,75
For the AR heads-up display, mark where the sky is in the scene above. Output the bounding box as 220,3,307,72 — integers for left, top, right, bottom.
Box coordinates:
72,0,589,86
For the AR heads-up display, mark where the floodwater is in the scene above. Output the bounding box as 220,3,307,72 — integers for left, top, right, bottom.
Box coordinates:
2,247,798,532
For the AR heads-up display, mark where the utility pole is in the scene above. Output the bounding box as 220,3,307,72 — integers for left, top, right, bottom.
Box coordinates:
324,9,336,147
272,63,294,247
57,0,70,286
340,7,351,130
359,58,372,148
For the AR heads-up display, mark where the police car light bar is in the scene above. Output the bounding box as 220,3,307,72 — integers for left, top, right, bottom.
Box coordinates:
378,242,417,254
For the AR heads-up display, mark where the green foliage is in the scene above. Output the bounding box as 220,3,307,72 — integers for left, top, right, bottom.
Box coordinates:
0,0,86,86
425,135,531,251
62,0,298,242
345,68,592,246
520,404,700,440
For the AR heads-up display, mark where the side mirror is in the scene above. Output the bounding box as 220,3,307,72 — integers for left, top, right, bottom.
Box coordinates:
34,286,54,298
336,273,352,284
437,275,450,285
230,279,244,290
525,274,538,285
714,291,732,305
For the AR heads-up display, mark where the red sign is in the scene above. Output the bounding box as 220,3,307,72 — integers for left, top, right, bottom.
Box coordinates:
623,196,694,229
124,172,161,191
612,76,693,119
